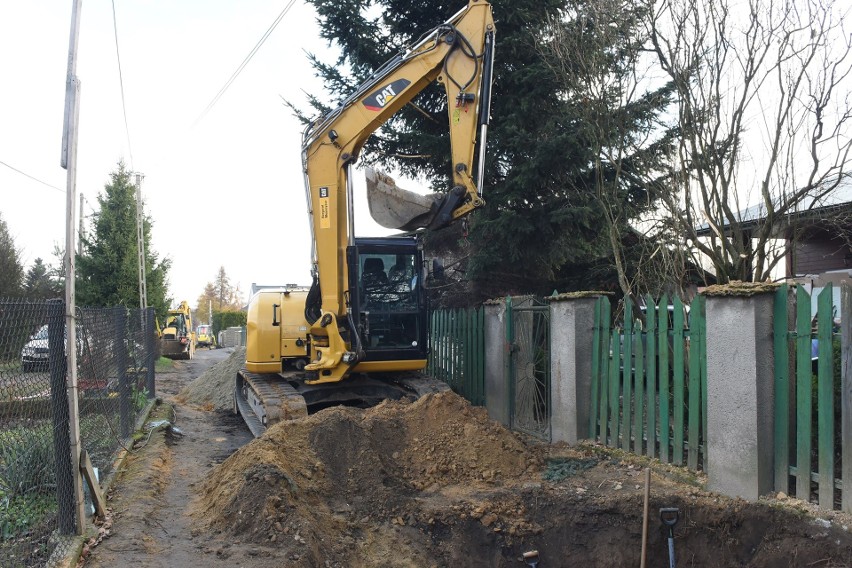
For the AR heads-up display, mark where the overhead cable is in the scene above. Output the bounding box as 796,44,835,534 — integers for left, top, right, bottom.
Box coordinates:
111,0,135,169
192,0,298,128
0,160,64,193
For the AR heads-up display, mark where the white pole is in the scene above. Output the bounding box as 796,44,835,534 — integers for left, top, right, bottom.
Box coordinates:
61,0,86,534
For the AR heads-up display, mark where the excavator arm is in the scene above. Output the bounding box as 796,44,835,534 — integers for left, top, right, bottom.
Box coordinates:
301,0,495,384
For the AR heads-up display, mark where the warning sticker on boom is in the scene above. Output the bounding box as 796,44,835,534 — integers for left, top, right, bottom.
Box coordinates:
319,187,330,229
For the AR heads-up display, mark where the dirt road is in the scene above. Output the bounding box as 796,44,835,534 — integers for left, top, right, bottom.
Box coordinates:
83,348,291,567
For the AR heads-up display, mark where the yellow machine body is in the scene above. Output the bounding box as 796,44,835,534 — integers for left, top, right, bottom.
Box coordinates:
235,1,494,435
244,289,311,374
196,324,215,348
302,0,495,383
160,301,196,360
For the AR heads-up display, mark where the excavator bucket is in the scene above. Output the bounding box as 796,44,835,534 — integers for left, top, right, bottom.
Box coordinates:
365,168,440,232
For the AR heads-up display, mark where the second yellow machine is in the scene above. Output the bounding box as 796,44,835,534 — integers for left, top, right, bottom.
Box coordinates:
235,0,495,436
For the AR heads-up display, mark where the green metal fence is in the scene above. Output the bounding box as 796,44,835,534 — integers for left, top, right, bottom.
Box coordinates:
427,308,486,406
590,295,707,470
773,283,845,510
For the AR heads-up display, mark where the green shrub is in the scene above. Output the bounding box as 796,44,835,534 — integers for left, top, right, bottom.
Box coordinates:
212,310,247,336
0,429,55,498
0,492,55,540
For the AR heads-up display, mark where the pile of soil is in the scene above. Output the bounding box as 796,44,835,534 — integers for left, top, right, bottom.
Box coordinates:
195,391,852,567
177,347,244,410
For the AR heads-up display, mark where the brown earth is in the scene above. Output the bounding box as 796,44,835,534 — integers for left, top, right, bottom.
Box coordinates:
84,348,852,567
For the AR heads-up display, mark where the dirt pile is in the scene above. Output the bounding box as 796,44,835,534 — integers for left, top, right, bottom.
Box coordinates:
196,391,852,567
197,391,548,566
177,347,244,410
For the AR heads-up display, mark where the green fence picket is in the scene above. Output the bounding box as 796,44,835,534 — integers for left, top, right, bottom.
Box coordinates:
634,325,645,454
672,296,685,466
609,328,621,446
687,296,701,471
476,307,487,406
622,299,633,451
817,285,835,509
774,285,790,492
590,298,602,437
795,286,813,499
599,298,612,443
645,294,657,459
659,294,671,463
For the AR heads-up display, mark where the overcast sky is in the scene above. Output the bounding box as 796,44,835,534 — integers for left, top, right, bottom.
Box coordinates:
0,0,400,309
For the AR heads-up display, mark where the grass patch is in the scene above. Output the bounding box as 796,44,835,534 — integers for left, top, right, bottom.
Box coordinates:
0,425,57,540
542,456,601,482
155,357,174,372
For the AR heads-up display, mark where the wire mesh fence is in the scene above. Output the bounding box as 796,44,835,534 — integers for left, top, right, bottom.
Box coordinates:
0,298,156,567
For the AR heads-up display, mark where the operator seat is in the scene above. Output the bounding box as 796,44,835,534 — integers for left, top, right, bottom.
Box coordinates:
361,258,388,305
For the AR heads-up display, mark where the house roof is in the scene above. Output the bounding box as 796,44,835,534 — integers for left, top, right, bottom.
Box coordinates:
695,173,852,236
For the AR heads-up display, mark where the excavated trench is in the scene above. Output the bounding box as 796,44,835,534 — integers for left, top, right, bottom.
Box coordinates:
176,350,852,566
189,386,852,568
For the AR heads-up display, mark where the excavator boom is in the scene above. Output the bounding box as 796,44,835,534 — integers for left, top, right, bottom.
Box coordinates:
301,0,495,384
235,2,495,435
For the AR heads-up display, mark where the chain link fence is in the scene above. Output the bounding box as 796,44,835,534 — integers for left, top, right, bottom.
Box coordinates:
0,298,156,567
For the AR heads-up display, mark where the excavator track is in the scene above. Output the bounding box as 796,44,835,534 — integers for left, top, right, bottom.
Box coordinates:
235,369,449,438
235,371,309,438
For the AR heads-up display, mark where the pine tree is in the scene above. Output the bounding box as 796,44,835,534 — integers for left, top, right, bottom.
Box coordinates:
77,163,172,316
23,258,61,299
0,212,23,298
297,0,673,300
195,282,217,319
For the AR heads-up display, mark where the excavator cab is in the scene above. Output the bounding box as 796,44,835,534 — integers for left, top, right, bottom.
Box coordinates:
348,236,427,361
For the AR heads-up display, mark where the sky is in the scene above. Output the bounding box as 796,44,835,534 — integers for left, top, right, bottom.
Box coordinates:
0,0,400,308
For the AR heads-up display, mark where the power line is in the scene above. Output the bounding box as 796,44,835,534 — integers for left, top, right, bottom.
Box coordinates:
192,0,297,127
111,0,134,170
0,159,64,193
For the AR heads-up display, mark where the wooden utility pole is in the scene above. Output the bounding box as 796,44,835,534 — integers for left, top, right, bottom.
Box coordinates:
60,0,86,535
135,172,148,310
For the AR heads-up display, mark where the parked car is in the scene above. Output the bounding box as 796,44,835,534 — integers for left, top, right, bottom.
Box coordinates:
21,325,52,372
20,324,93,374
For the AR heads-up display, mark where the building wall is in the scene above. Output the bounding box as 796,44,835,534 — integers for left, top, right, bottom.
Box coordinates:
792,231,852,275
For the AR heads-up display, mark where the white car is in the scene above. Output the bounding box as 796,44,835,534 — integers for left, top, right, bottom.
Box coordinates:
21,325,52,372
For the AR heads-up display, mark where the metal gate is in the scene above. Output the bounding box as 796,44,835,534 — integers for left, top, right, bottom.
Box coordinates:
507,296,551,440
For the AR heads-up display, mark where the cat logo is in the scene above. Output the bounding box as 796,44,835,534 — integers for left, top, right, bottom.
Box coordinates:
363,79,411,111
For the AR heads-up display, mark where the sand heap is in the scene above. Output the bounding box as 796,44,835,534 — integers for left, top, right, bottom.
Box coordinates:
178,347,245,410
196,391,546,566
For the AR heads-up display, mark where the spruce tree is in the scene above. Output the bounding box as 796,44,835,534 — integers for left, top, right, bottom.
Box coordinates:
298,0,672,300
0,212,23,298
23,258,60,299
76,163,171,316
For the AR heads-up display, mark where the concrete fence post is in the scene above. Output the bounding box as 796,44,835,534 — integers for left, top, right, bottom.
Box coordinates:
484,300,510,427
705,286,778,500
547,295,598,444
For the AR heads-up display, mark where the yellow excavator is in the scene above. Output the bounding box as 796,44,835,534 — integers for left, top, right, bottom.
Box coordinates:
235,0,495,436
159,301,196,360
